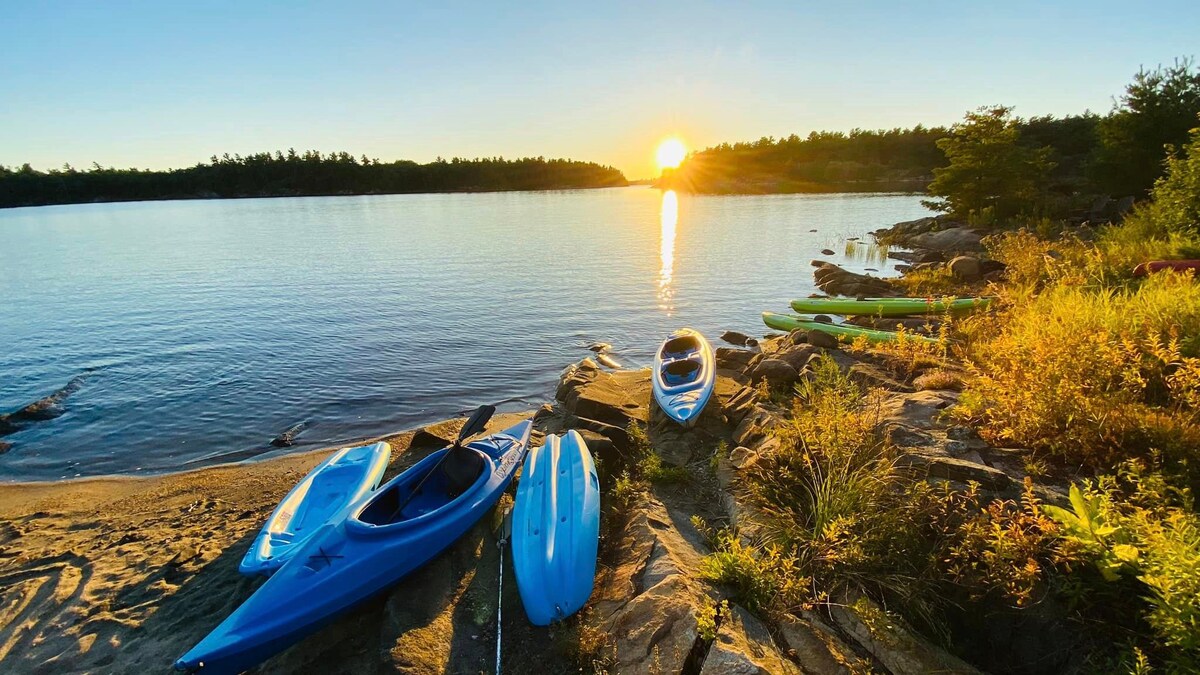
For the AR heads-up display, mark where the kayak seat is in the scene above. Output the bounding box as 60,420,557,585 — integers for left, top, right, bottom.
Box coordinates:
442,445,484,499
661,335,700,359
662,359,700,385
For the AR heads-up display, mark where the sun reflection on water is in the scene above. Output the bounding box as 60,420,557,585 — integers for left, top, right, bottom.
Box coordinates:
658,190,678,313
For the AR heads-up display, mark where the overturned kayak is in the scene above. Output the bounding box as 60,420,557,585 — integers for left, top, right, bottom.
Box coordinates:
240,442,391,577
513,430,600,625
652,328,715,427
789,296,991,317
763,312,939,345
175,418,533,674
1132,260,1200,276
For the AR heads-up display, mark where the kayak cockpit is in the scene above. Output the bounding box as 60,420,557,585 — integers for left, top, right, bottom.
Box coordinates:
657,334,707,392
355,448,491,528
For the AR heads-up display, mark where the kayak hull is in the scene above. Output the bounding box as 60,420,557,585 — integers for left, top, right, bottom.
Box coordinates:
512,431,600,625
239,441,391,576
175,420,533,674
652,328,715,427
763,312,938,345
789,296,991,317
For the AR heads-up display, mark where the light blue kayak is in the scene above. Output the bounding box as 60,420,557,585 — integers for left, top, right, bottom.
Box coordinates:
176,417,532,674
652,328,715,427
512,430,600,625
239,442,391,577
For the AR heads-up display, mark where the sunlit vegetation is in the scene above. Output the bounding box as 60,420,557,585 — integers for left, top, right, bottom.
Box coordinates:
0,150,628,208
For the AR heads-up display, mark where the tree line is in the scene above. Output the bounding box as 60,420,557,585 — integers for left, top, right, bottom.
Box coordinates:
662,58,1200,205
0,151,629,208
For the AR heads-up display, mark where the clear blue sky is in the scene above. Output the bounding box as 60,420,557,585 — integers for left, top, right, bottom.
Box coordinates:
2,1,1197,179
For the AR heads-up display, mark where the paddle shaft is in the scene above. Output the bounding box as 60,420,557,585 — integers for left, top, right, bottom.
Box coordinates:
390,404,495,520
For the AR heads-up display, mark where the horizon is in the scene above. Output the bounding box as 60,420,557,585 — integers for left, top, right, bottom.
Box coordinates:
3,1,1199,179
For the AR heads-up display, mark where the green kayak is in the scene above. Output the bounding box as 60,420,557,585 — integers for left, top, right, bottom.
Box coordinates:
762,312,939,345
789,296,992,317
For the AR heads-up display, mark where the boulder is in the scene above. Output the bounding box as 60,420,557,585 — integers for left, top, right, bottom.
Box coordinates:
588,342,613,353
806,330,839,349
775,344,818,372
906,227,983,253
718,384,759,428
733,407,781,448
820,248,835,255
787,329,807,345
879,390,960,429
700,604,801,675
729,446,759,470
716,347,758,372
948,255,982,281
750,359,799,386
811,263,897,297
721,330,755,347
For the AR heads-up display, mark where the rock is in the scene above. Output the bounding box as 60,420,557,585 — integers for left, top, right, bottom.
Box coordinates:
813,314,833,324
896,453,1012,491
948,255,982,281
812,263,897,297
848,362,911,392
721,330,755,347
831,593,982,674
700,604,801,675
409,418,461,449
775,344,818,372
595,353,622,369
556,361,649,429
749,359,798,386
806,330,839,349
889,249,946,264
565,415,633,454
716,347,758,372
733,407,781,448
574,429,619,471
588,342,612,353
788,329,807,345
980,259,1006,275
0,441,11,454
820,248,835,255
718,383,759,427
6,374,90,424
777,614,869,674
594,499,711,675
884,424,936,448
1116,195,1136,214
729,446,759,470
906,227,983,253
270,421,307,447
879,390,960,429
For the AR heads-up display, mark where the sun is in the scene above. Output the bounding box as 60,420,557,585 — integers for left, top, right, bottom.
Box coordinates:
656,138,687,171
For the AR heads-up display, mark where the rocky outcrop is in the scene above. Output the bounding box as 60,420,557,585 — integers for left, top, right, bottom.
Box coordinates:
556,358,649,430
811,262,898,297
905,227,983,253
700,604,801,675
830,592,982,675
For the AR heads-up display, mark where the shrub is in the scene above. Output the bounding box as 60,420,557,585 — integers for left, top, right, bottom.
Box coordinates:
892,266,961,296
698,530,811,616
955,272,1200,475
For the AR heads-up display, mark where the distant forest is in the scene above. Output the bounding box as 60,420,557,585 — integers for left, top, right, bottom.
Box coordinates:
658,115,1099,196
0,151,629,208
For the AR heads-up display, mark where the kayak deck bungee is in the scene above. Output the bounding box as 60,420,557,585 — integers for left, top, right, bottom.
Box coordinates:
175,419,533,675
762,312,939,345
789,296,992,317
512,430,600,626
651,328,715,427
239,441,391,577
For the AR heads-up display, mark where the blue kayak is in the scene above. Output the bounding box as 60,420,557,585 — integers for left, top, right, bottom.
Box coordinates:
651,328,715,427
175,419,533,674
239,441,391,577
512,430,600,625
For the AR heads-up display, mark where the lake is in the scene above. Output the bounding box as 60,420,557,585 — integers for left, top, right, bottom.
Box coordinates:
0,187,929,481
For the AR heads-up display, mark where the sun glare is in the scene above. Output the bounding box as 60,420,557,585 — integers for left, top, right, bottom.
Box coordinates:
656,138,687,171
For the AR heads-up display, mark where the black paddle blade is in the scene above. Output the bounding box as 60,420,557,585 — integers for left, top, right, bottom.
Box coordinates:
457,404,496,444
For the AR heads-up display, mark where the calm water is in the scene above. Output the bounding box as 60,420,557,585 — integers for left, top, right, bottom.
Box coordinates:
0,187,929,481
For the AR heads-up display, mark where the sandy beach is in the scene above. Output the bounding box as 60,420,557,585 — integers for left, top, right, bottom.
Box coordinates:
0,413,550,674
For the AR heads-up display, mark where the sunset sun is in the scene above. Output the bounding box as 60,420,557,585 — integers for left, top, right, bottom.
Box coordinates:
656,138,687,171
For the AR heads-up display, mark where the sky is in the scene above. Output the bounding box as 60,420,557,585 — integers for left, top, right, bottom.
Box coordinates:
2,1,1198,179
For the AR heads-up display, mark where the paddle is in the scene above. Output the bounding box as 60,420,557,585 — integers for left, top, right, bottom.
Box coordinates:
494,506,513,675
392,404,496,519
